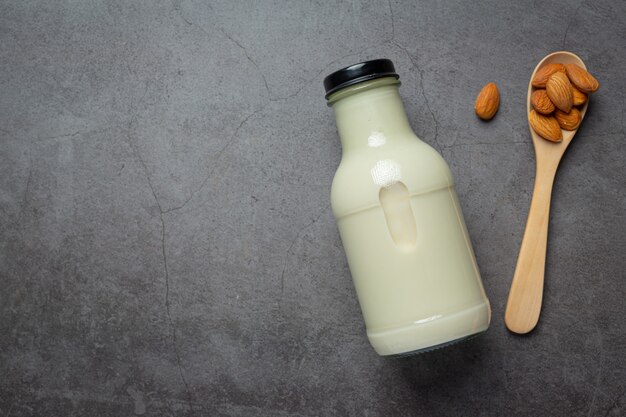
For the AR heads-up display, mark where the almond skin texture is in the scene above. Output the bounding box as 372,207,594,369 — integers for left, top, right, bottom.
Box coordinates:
565,63,600,93
475,82,500,120
546,72,573,113
529,110,562,142
555,108,582,130
531,63,566,88
571,86,588,106
531,89,555,115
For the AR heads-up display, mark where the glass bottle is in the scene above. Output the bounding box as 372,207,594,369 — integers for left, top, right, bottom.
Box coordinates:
324,59,491,356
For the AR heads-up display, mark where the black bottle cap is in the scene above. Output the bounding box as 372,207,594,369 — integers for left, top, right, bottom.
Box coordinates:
323,59,399,99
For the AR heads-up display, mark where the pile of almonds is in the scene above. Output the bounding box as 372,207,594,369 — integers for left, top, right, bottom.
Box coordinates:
529,63,599,142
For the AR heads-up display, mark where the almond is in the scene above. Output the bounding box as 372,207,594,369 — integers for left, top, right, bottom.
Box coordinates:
554,108,582,130
564,64,600,93
531,63,566,88
530,89,555,115
571,86,588,106
546,72,573,113
474,82,500,120
529,110,562,142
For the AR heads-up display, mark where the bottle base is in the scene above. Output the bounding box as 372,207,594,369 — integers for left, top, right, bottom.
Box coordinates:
367,302,491,356
390,331,485,357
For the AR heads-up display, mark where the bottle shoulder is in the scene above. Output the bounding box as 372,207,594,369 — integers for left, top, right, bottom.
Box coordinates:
331,139,455,217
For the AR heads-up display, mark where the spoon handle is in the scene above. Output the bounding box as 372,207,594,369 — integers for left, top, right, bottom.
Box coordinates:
505,158,559,334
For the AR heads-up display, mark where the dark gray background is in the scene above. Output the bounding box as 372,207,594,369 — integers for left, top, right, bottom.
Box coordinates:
1,1,625,416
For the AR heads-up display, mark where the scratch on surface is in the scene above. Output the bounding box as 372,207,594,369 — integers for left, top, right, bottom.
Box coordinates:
163,107,262,214
393,41,444,154
279,211,325,294
561,0,585,48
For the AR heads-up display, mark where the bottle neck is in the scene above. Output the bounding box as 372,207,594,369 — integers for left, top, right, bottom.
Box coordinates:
329,78,414,152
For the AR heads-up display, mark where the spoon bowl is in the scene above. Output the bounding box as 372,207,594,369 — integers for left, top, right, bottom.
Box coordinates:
505,51,589,334
527,51,588,147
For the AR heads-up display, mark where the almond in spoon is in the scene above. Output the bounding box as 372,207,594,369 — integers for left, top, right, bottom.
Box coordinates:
530,89,555,115
564,63,600,93
571,86,587,106
529,110,562,142
546,72,573,113
531,63,566,88
554,108,582,130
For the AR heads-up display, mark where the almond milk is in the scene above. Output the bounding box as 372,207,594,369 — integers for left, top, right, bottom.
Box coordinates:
324,60,491,356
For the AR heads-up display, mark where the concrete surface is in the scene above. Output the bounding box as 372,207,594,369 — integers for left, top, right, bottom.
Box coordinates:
1,0,625,416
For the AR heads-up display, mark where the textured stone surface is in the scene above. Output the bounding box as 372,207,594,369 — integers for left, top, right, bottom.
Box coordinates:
1,0,625,416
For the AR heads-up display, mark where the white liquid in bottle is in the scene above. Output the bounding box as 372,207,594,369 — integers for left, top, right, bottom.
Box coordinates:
325,60,490,356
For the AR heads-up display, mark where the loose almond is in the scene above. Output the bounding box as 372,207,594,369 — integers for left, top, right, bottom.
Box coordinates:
564,63,600,93
474,82,500,120
554,108,582,130
531,63,566,88
571,86,587,106
529,110,562,142
530,90,555,115
546,72,573,113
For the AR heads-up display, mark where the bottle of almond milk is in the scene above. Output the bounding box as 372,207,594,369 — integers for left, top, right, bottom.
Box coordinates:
324,59,491,356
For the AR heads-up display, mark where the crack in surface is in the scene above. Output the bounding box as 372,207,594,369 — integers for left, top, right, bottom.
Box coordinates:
171,2,278,102
124,86,195,414
172,1,390,104
218,29,274,101
158,211,195,416
393,41,444,154
172,0,193,26
622,91,626,135
280,211,325,294
20,159,33,215
163,107,262,214
121,72,266,413
561,0,585,48
388,0,395,42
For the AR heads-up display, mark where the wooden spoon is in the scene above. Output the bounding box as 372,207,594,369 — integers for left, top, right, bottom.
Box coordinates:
504,51,589,334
